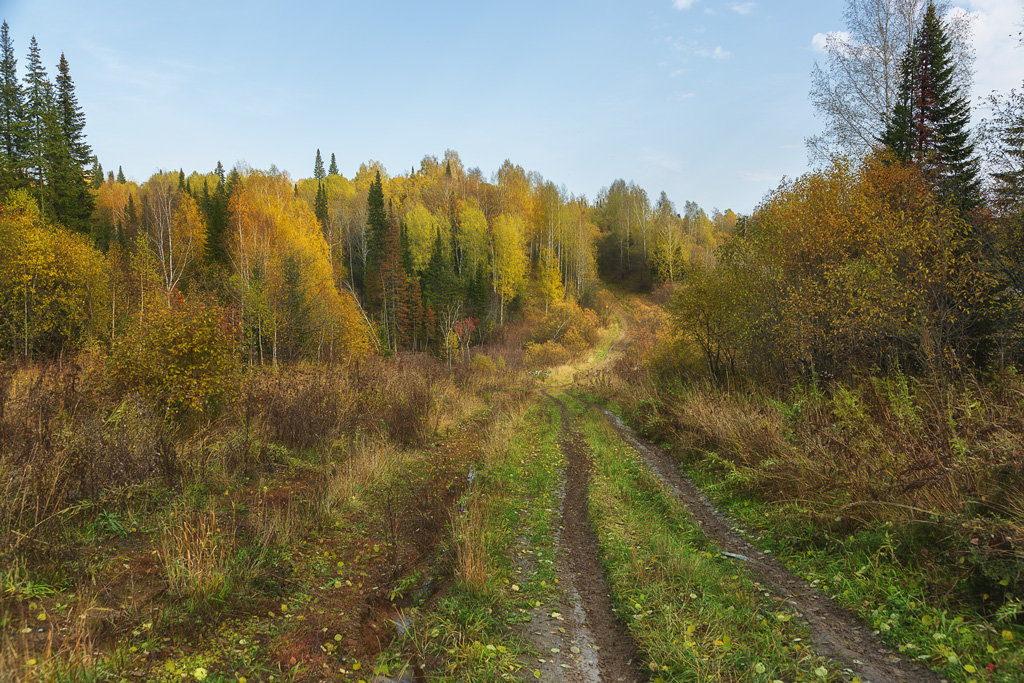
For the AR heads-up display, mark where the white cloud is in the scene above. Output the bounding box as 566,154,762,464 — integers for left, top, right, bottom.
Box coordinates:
704,7,718,15
811,30,852,53
729,2,756,15
673,0,700,9
959,0,1024,102
684,43,733,59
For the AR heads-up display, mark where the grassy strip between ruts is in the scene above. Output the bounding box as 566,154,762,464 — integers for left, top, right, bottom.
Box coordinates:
679,450,1024,683
571,396,844,683
381,400,565,681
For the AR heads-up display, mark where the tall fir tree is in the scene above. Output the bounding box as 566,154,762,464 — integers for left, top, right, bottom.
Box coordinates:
23,36,49,198
90,156,103,189
377,212,412,350
116,165,125,183
314,180,329,229
205,165,231,264
41,81,91,231
54,53,90,168
468,262,491,320
365,170,387,276
881,2,980,212
422,228,457,311
399,222,414,274
328,152,338,176
0,21,26,189
313,148,325,181
122,191,138,243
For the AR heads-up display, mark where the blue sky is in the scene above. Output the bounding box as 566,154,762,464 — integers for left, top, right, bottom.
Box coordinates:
1,0,1021,213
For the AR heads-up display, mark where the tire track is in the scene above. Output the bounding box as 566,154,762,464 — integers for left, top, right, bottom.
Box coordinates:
599,407,941,683
528,396,643,682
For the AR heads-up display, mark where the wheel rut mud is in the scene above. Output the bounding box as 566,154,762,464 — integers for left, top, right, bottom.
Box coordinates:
522,397,643,682
600,407,942,683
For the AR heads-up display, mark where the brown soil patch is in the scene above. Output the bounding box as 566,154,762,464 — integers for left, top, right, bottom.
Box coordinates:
555,397,645,683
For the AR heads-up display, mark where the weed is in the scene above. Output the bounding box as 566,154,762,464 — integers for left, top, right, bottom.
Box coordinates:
454,500,488,596
159,507,234,609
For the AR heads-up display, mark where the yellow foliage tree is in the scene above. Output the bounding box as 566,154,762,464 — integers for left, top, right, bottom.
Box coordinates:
456,201,489,277
537,248,564,313
404,203,448,272
0,190,108,358
229,170,370,365
491,213,527,325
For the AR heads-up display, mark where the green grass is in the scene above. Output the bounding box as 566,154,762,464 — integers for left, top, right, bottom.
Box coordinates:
681,458,1024,683
385,402,565,681
573,397,842,682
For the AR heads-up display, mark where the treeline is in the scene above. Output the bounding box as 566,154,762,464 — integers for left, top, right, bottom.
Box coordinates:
593,181,738,290
671,1,1024,384
0,20,739,375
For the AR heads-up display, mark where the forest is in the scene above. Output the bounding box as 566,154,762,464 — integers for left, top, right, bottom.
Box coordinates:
2,0,1024,680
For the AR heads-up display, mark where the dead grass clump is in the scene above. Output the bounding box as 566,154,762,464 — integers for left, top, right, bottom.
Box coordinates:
158,507,234,608
639,371,1024,564
0,365,172,556
252,356,471,451
319,435,401,513
661,383,789,469
454,499,488,596
251,364,356,450
251,491,295,551
381,369,436,447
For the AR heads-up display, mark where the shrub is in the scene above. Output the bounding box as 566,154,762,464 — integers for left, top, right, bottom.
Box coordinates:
0,190,109,358
524,340,572,367
531,300,601,356
253,366,354,450
670,156,998,383
112,295,239,417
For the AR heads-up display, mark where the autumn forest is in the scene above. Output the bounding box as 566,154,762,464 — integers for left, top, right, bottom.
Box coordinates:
3,1,1024,681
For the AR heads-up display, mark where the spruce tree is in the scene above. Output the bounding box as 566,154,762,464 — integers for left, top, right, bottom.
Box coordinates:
122,192,138,243
314,181,329,229
55,53,90,168
116,165,125,183
881,2,980,211
313,148,325,181
41,82,91,231
0,21,26,188
365,170,387,274
90,157,103,189
328,152,338,176
399,222,414,274
468,263,491,319
423,228,457,310
23,36,48,197
206,168,231,264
